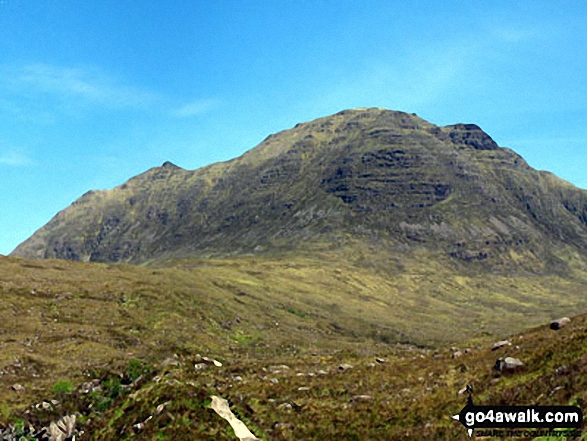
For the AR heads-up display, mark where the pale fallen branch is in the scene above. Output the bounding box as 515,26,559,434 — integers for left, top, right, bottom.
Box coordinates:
209,395,259,440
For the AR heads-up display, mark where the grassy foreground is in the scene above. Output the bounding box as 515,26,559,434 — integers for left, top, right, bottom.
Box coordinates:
1,252,586,438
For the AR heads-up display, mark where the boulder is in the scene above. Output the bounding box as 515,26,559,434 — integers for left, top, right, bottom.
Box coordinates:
550,317,571,330
494,357,523,372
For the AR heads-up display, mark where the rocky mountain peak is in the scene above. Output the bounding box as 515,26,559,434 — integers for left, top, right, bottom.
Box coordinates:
10,108,587,269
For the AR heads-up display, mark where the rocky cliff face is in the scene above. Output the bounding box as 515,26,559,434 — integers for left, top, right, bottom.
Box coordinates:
11,108,587,271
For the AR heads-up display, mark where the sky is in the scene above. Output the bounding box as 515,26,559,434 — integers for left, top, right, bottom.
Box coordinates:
1,1,586,255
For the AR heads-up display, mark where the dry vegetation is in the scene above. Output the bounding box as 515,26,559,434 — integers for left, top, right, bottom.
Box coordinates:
1,252,586,439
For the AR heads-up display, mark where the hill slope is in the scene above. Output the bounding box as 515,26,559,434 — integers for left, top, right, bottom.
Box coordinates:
2,252,586,439
11,108,587,273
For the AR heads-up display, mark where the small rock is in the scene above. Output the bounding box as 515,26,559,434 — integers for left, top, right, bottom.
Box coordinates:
452,351,463,359
297,386,310,391
155,401,171,415
11,383,25,392
494,357,524,372
375,357,386,364
549,386,564,395
491,340,511,351
350,395,374,402
49,414,76,441
194,363,208,371
161,357,180,367
201,356,222,367
338,363,353,371
232,375,243,382
80,379,101,394
550,317,571,330
269,365,290,373
316,369,328,375
366,362,376,367
278,403,292,410
270,378,279,384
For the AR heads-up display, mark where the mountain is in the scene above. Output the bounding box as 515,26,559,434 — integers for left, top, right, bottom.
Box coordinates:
5,107,587,439
11,107,587,273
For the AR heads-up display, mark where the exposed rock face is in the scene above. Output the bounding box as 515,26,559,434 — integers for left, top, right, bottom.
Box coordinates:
442,124,500,150
10,108,587,271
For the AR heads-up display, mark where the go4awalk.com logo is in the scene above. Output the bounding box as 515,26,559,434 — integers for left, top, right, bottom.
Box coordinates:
452,390,583,438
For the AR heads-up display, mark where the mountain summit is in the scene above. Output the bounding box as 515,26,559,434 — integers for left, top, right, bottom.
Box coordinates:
11,108,587,270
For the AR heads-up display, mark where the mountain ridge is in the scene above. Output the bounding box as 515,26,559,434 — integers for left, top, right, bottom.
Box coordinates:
11,108,587,271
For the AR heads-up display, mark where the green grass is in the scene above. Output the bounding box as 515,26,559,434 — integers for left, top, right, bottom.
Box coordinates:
52,379,74,395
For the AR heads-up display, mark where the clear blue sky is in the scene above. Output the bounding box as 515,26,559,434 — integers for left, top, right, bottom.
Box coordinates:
1,1,586,255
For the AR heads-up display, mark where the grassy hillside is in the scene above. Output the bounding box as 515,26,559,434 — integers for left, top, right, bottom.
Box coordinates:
2,253,586,439
1,253,586,438
69,314,587,440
